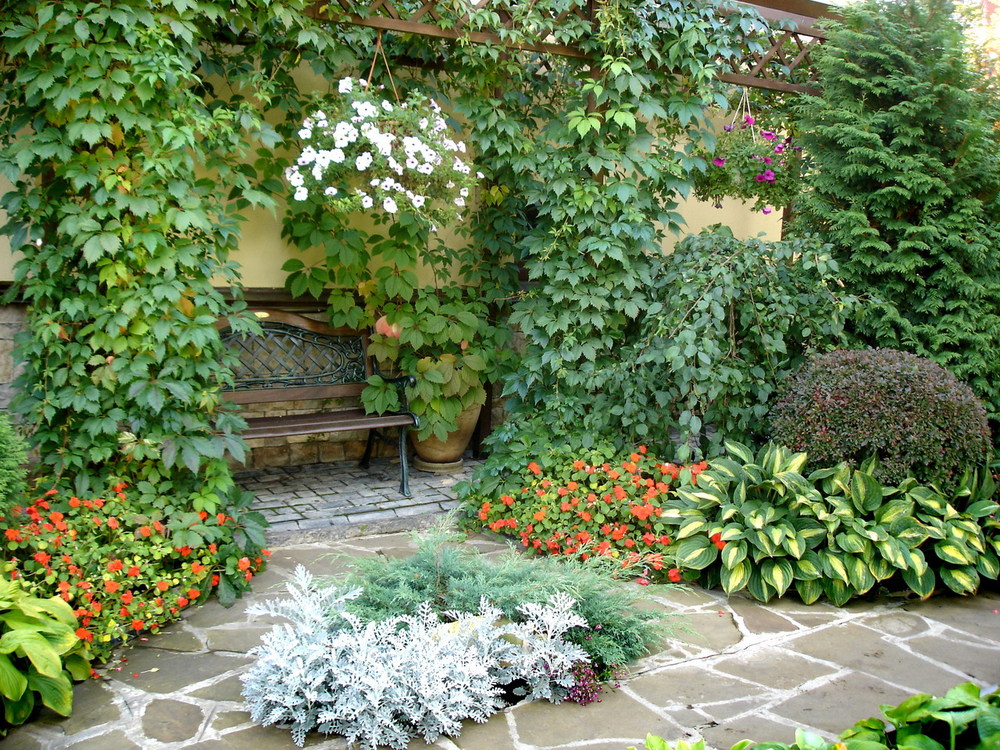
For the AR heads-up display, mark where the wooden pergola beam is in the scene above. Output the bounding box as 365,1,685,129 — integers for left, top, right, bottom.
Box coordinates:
307,0,837,92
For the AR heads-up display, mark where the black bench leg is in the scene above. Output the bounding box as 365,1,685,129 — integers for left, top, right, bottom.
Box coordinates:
399,426,411,497
360,429,375,469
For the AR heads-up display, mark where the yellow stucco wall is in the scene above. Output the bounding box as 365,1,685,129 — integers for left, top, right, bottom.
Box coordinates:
0,186,780,288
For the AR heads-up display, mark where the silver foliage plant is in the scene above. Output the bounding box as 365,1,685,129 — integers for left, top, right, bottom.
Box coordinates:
241,566,590,749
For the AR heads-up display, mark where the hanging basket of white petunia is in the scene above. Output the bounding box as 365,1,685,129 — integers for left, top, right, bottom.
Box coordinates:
285,78,479,229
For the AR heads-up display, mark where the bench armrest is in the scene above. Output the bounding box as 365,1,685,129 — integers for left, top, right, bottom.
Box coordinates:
383,374,417,389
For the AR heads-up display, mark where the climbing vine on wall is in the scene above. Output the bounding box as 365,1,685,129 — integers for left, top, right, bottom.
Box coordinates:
0,1,353,600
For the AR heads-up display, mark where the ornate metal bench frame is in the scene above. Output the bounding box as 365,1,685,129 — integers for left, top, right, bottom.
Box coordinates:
218,309,418,496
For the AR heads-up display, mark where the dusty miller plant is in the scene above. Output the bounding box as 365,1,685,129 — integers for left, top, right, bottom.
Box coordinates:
242,566,589,748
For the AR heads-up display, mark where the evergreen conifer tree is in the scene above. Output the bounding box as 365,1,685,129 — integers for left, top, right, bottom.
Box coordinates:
793,0,1000,417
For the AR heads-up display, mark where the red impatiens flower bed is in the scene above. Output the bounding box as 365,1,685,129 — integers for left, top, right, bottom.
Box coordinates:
470,446,707,583
2,486,269,662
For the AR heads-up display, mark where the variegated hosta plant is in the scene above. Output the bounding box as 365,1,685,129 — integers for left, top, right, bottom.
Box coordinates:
661,442,1000,605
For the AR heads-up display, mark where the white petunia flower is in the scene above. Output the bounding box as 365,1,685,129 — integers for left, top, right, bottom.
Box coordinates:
293,186,309,201
338,78,353,94
298,146,317,164
324,186,338,196
361,194,374,209
298,127,312,139
411,195,426,208
382,100,393,113
285,166,305,187
383,197,398,213
459,187,469,197
454,197,465,207
476,171,485,179
355,152,373,171
331,148,345,163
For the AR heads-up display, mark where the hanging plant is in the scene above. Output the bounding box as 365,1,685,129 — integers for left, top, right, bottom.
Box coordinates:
692,99,805,214
284,77,478,229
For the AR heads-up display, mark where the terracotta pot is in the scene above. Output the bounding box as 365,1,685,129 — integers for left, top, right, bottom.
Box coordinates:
411,402,482,472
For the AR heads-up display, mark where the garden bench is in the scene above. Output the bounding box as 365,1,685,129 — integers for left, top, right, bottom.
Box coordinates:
217,309,418,496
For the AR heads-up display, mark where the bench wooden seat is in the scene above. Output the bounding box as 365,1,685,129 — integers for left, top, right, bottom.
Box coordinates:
218,309,418,496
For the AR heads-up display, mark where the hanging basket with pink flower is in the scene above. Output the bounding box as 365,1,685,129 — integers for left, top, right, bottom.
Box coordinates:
692,92,804,215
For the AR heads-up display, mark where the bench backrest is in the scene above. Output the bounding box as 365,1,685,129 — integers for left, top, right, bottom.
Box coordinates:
218,310,372,405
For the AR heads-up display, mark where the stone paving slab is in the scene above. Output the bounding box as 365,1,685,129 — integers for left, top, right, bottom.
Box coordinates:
8,526,1000,750
7,459,1000,750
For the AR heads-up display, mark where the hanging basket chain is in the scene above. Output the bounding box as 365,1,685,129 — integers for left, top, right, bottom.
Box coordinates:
729,87,757,141
366,30,401,104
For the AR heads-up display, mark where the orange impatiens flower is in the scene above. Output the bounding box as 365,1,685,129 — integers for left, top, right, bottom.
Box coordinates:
533,509,547,521
104,580,120,594
237,557,251,571
527,462,542,475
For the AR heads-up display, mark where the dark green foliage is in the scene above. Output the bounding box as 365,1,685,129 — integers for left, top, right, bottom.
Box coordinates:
770,349,990,487
615,229,855,456
340,526,666,673
444,0,771,455
792,0,1000,417
0,411,26,510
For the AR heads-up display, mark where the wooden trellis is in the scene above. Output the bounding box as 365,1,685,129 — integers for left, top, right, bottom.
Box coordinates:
309,0,835,93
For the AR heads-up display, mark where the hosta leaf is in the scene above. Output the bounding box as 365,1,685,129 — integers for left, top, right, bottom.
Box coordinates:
27,671,73,716
721,560,752,594
677,518,708,539
902,566,936,598
709,457,745,480
845,554,876,593
746,570,775,603
964,500,999,519
782,533,806,559
821,578,855,606
0,631,61,678
876,538,910,570
891,518,932,548
939,565,980,595
676,536,718,570
868,555,895,581
724,440,754,464
0,654,27,701
794,551,824,580
934,540,975,566
761,558,794,597
876,498,915,525
721,540,748,569
851,470,884,514
753,529,776,555
819,550,850,584
975,549,999,579
795,578,824,604
836,532,867,554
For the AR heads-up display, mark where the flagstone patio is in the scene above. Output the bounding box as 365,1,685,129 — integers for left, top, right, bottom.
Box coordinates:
6,459,1000,750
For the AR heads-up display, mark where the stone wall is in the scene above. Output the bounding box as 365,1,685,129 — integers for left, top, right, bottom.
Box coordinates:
0,304,25,411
